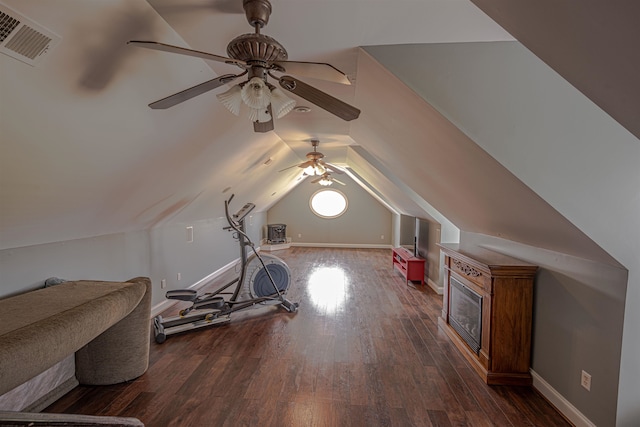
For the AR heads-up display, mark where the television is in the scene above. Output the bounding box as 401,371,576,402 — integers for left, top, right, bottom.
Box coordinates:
399,214,417,256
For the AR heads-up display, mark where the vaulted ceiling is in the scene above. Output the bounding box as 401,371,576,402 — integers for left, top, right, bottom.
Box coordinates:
1,0,637,268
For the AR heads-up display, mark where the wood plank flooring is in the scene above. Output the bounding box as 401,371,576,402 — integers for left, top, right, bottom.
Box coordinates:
45,247,570,426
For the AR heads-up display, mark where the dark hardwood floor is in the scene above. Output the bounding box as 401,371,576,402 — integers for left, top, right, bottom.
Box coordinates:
46,247,570,426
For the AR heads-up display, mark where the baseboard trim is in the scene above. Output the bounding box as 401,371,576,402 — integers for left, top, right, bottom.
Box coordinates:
531,369,595,427
291,243,392,249
427,278,443,295
150,259,239,317
262,243,291,251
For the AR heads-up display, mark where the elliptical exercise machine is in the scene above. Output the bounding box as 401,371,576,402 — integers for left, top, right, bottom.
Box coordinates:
153,195,298,343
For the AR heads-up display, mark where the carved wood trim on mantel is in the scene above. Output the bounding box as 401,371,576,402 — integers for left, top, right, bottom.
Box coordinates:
451,259,482,278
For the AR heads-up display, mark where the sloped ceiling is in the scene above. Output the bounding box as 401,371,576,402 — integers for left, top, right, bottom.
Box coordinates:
0,0,634,269
351,50,619,266
0,0,512,250
470,0,640,141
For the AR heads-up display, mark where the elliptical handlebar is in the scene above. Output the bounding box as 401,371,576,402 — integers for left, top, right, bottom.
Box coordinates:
224,194,238,229
224,194,254,247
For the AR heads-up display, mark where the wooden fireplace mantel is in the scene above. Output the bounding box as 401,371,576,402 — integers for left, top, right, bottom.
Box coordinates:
437,244,538,386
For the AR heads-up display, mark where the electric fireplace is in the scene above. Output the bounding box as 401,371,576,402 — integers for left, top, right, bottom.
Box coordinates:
438,243,538,385
448,276,482,354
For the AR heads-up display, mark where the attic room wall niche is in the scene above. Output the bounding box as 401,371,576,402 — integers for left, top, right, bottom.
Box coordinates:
267,173,391,247
461,232,627,427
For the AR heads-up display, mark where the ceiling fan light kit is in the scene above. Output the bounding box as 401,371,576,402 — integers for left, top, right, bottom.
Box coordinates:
247,104,272,123
216,84,243,115
310,171,345,186
318,176,333,186
241,77,271,109
269,87,297,118
129,0,360,132
279,139,346,181
304,163,326,176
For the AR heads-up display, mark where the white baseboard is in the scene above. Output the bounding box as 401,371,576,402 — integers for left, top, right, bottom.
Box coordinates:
531,369,595,427
291,242,392,249
262,243,291,251
150,259,239,317
427,278,443,294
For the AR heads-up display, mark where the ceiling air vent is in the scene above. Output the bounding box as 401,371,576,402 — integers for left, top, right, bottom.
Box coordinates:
0,2,60,66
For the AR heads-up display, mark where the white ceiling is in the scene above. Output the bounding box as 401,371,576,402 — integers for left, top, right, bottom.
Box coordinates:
2,0,630,266
0,0,512,249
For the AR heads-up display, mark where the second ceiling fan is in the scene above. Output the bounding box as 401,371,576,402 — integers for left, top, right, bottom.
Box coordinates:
310,172,345,186
129,0,360,132
280,139,344,177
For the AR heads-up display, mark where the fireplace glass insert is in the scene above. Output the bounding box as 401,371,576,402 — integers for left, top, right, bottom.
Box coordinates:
448,276,482,354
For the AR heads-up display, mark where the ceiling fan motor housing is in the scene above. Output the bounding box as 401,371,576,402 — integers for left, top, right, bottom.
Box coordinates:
227,33,288,66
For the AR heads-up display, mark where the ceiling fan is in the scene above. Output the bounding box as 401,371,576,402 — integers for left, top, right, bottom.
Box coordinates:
128,0,360,133
279,139,344,176
310,172,345,186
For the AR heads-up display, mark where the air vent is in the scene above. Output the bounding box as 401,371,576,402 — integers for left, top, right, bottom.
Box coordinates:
0,2,60,66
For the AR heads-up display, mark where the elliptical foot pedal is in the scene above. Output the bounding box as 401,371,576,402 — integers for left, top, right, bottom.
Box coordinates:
166,289,198,301
281,299,299,313
194,296,225,310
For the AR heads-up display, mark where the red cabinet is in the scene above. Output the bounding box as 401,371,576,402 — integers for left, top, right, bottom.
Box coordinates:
392,247,426,285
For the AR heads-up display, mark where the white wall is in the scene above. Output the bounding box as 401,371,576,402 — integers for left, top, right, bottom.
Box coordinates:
462,232,627,427
0,210,267,308
0,230,151,299
365,40,639,427
147,214,263,305
267,173,392,247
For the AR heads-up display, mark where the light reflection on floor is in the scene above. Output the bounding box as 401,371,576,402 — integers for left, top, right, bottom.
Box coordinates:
307,266,349,313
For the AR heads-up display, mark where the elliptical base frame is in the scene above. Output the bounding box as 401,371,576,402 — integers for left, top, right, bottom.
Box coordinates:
152,195,298,343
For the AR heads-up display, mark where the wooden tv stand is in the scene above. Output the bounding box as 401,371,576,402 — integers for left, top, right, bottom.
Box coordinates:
392,247,425,285
438,244,537,386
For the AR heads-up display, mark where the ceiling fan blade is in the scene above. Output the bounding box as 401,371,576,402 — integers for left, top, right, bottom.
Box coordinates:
272,61,351,85
297,160,314,169
278,164,300,172
128,41,246,67
157,1,244,14
324,162,345,174
279,76,360,121
149,74,240,109
310,177,322,184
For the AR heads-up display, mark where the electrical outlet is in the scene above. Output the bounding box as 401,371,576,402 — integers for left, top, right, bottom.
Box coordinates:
298,233,302,238
581,370,591,391
380,234,384,240
186,226,194,243
160,279,166,289
177,273,181,281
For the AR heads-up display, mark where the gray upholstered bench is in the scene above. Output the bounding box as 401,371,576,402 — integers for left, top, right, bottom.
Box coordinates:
0,277,152,412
